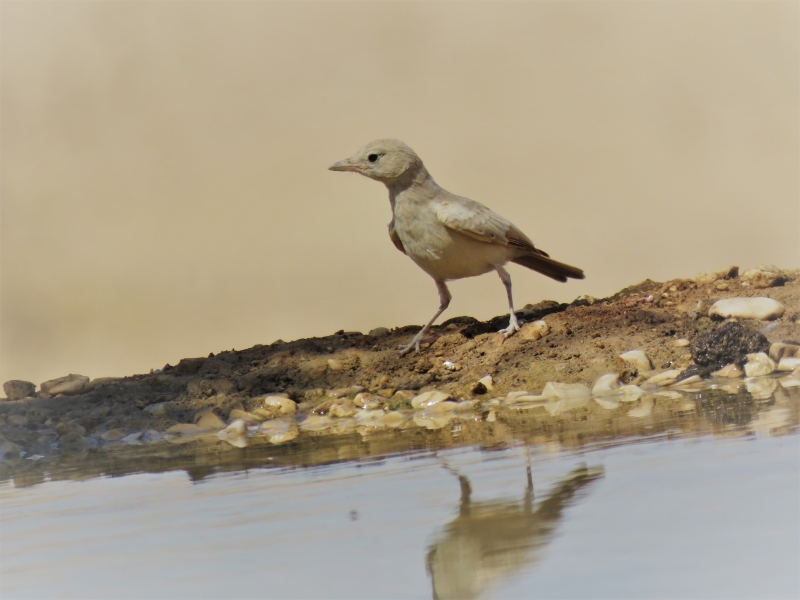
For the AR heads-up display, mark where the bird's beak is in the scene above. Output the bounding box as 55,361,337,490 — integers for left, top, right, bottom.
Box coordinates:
328,158,364,172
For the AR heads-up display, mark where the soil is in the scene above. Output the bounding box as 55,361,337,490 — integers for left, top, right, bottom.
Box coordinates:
1,266,798,485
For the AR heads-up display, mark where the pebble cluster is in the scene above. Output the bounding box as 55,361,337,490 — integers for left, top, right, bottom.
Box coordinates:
1,272,797,457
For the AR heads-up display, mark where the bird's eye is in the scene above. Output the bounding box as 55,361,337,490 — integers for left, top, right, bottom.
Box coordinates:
368,154,379,163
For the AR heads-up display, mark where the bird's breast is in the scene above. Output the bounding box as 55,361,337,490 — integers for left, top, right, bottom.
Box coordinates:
392,203,510,281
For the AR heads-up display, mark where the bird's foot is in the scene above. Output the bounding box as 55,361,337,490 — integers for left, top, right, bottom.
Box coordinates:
500,314,521,339
398,339,421,356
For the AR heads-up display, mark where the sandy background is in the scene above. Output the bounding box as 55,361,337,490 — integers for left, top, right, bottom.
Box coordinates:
1,1,798,386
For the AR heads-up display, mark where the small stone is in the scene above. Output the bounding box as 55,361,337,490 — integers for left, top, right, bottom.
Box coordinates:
708,297,785,321
712,364,744,378
420,401,457,414
411,390,452,408
696,266,738,284
368,327,391,338
3,380,36,401
40,374,92,396
478,375,493,391
121,431,143,443
486,410,497,422
617,350,653,373
442,360,461,371
262,396,297,415
645,369,683,387
672,339,690,347
327,359,344,371
769,343,800,362
101,429,127,441
330,402,357,418
745,377,778,400
777,357,800,372
673,375,703,387
740,268,787,289
175,357,206,375
744,352,776,377
520,320,550,341
354,393,384,410
591,373,621,396
90,377,121,390
376,388,397,398
326,386,364,398
194,408,227,431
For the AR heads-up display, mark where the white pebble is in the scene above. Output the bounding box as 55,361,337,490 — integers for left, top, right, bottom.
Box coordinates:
712,364,744,378
354,393,383,410
645,369,683,387
744,353,776,377
769,343,800,362
411,390,451,408
262,396,297,414
592,373,621,396
671,339,690,347
521,320,550,341
708,297,785,321
777,357,800,372
478,375,494,391
618,350,652,373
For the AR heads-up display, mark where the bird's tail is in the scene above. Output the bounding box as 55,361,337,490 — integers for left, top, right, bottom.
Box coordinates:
512,252,585,282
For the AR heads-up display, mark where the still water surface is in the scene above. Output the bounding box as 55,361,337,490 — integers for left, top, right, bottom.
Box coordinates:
2,392,799,599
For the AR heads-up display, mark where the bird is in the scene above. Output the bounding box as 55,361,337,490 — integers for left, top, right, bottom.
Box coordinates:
329,139,584,355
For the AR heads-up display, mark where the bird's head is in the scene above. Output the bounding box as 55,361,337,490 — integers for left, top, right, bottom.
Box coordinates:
329,139,424,184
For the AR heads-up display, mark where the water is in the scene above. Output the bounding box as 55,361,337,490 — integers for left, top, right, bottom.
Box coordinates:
1,389,799,599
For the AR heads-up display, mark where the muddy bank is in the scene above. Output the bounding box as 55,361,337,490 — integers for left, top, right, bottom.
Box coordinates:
1,265,798,484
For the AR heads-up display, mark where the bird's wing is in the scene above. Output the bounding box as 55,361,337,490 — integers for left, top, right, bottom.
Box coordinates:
388,219,407,254
434,195,543,254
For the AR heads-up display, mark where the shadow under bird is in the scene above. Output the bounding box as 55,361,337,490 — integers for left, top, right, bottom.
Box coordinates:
329,139,584,355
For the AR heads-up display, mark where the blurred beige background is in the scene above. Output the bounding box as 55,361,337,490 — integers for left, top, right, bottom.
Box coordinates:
1,1,798,387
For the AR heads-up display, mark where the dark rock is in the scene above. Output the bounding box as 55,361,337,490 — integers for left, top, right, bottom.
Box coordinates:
683,321,770,380
175,357,206,375
3,380,35,401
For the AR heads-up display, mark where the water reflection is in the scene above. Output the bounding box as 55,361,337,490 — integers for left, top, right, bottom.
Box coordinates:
428,458,603,599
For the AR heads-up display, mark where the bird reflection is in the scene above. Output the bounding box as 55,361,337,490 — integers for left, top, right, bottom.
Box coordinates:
426,456,604,599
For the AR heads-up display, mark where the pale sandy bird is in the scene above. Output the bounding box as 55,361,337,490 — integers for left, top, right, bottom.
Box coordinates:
329,139,584,355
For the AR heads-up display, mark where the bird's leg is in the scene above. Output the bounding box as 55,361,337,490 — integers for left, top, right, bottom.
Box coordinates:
496,265,521,338
399,280,451,355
